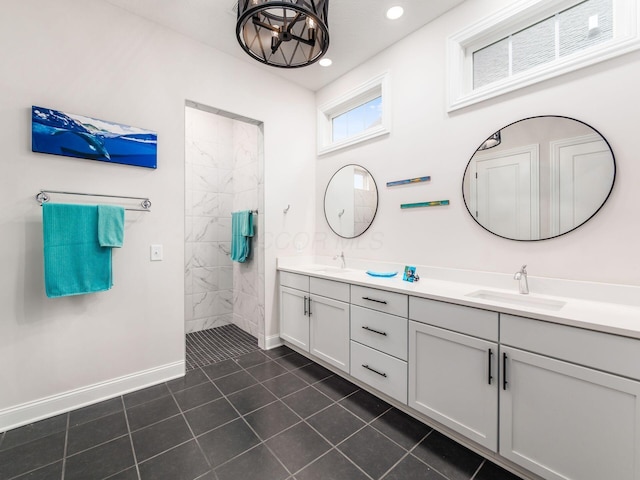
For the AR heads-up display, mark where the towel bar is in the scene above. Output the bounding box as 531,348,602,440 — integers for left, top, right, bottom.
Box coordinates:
36,190,151,212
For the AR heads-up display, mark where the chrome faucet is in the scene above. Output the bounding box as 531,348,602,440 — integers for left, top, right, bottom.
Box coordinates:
333,251,346,269
514,265,529,294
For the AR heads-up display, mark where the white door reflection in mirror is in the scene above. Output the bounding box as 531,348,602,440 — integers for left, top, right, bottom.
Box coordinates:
550,135,615,236
470,145,539,240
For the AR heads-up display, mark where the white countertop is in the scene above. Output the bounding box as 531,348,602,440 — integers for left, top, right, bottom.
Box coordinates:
277,260,640,340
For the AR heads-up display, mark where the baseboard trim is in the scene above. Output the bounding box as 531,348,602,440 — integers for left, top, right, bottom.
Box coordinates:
265,334,283,350
0,360,185,432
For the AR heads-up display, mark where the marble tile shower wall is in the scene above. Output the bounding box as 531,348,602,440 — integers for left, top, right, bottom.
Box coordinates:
185,108,234,333
184,107,265,346
232,121,265,347
354,189,377,236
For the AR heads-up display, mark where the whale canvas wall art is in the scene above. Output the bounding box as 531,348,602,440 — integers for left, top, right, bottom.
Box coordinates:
31,106,157,169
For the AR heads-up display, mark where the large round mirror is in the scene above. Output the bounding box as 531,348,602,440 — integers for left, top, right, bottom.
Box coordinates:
324,164,378,238
462,116,615,241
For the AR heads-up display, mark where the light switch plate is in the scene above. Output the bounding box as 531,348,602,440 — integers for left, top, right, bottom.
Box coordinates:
150,244,163,261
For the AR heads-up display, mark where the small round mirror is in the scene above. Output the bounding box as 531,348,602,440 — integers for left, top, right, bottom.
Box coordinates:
462,116,615,241
324,164,378,238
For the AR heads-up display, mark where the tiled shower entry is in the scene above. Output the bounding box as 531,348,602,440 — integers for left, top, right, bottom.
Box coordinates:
186,324,260,370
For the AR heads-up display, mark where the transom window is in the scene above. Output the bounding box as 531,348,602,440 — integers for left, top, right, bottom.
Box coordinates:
448,0,640,111
331,96,382,143
317,73,390,155
473,0,613,89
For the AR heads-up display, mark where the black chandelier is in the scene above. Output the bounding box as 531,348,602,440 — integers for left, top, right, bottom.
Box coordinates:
236,0,330,68
478,131,501,151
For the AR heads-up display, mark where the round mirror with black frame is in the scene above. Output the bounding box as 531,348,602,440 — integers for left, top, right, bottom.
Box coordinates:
324,164,378,238
462,115,616,241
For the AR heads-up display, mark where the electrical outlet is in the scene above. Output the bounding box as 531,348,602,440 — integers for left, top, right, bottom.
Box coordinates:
150,244,163,261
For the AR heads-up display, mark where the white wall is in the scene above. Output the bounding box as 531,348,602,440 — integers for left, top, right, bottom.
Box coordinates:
0,0,315,430
315,0,640,287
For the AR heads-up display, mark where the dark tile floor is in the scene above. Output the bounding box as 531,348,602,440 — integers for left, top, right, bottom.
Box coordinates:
0,346,524,480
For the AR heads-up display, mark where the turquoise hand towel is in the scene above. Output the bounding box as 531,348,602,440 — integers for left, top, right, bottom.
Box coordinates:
230,210,253,263
97,205,125,247
42,203,112,298
241,210,254,238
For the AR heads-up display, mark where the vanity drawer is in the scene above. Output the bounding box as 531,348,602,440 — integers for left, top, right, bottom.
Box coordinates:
280,272,309,291
351,285,408,317
350,341,408,404
501,314,640,381
310,277,350,302
350,305,407,360
410,297,498,342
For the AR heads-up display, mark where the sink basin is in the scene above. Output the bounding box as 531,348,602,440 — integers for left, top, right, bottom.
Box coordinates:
466,290,566,311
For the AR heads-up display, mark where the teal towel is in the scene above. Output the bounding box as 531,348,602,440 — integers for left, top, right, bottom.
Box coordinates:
230,210,254,263
42,203,112,298
97,205,125,247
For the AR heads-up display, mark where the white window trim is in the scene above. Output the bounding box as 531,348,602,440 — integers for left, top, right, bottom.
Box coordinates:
317,72,390,156
447,0,640,112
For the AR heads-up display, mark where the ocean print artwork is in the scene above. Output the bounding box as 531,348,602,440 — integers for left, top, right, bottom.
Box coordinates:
32,106,157,169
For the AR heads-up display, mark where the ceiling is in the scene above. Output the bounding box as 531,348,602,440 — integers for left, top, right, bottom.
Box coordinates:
103,0,467,91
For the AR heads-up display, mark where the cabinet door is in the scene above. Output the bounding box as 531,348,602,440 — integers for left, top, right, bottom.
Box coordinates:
309,294,349,373
500,346,640,480
280,286,309,352
409,321,498,451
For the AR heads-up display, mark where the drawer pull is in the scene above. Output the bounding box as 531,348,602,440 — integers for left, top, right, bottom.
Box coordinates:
362,326,387,336
303,296,308,316
503,352,508,390
362,296,388,305
362,364,387,378
488,348,493,385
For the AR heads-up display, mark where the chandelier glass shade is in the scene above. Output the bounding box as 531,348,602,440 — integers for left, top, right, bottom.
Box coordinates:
236,0,330,68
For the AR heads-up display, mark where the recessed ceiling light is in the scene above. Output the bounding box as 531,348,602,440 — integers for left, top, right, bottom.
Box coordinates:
386,6,404,20
319,58,333,67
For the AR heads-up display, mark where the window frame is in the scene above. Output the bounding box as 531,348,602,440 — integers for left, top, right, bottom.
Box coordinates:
447,0,640,112
317,72,390,155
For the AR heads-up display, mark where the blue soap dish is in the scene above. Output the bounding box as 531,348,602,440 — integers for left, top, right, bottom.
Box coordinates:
366,270,398,278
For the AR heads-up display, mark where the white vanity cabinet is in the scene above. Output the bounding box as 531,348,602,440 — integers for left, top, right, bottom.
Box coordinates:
500,314,640,480
279,266,640,480
408,297,500,451
280,272,310,351
279,272,350,372
349,286,409,403
309,277,350,373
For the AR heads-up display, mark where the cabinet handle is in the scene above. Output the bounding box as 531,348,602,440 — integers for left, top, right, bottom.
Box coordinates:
503,352,508,390
303,296,308,316
488,348,493,385
362,296,388,305
362,364,387,377
308,298,312,316
362,326,387,336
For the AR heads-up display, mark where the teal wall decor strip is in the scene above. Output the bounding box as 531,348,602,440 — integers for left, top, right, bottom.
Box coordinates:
386,176,431,187
401,200,450,209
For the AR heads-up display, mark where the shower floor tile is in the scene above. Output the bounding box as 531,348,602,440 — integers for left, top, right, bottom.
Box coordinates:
185,324,259,370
